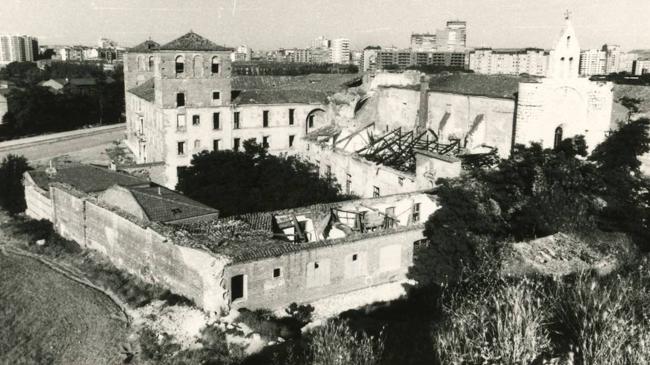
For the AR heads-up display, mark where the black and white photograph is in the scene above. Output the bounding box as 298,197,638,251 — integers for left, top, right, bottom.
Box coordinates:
1,1,649,364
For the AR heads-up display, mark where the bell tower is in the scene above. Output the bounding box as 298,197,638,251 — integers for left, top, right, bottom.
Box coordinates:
548,11,580,79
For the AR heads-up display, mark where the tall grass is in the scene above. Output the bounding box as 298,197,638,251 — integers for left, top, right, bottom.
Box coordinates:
434,278,551,364
307,320,384,365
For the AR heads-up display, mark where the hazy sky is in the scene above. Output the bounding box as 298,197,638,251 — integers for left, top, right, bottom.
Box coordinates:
1,0,648,51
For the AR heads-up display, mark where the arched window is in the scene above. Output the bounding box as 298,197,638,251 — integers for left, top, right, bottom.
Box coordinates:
148,56,154,70
211,56,220,74
193,55,203,77
554,126,563,148
175,55,185,74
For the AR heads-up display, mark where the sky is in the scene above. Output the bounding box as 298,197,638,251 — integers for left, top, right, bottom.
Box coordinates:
0,0,648,51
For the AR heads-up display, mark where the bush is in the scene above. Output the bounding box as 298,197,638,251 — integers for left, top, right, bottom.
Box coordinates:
306,319,384,365
236,309,297,339
434,277,551,364
285,303,315,326
0,154,31,215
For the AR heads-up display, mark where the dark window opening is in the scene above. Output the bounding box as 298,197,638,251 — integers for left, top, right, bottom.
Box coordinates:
234,112,240,129
412,203,421,222
233,138,241,151
213,139,220,151
314,262,319,269
176,93,185,107
373,186,380,198
262,136,269,148
352,254,358,261
308,114,315,128
175,56,184,74
192,115,200,126
289,109,295,125
211,57,220,74
554,126,563,148
289,135,295,148
212,91,220,100
213,113,220,129
273,268,281,278
177,142,185,155
231,275,244,301
263,110,269,127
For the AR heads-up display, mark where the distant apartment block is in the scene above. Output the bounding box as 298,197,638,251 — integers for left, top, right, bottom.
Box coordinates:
410,20,467,52
579,44,634,76
376,49,467,70
469,48,549,76
634,59,650,75
0,34,38,66
361,47,380,72
330,38,351,64
579,48,607,76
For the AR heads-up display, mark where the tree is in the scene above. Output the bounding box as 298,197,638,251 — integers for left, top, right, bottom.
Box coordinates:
419,138,603,283
0,154,32,215
589,119,650,247
176,140,352,216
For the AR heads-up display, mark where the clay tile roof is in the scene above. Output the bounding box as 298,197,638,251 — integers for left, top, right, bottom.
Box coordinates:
128,39,160,52
28,165,148,193
128,78,155,102
232,89,328,105
159,31,233,52
426,73,539,99
128,186,219,223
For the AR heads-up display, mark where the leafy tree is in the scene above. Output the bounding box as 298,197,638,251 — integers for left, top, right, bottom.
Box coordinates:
419,138,603,283
0,154,32,215
176,140,352,216
589,119,650,247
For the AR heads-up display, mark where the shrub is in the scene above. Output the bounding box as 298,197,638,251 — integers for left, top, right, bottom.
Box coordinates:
236,309,296,339
434,277,551,364
285,303,315,326
0,154,31,215
306,319,384,365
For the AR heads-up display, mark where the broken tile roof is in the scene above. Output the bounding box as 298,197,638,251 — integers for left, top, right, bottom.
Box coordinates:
128,78,155,102
305,125,343,141
28,165,148,193
159,31,233,52
129,39,160,52
128,186,219,223
231,74,361,92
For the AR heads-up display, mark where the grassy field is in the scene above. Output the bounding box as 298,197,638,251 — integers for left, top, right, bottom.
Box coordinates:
0,249,130,364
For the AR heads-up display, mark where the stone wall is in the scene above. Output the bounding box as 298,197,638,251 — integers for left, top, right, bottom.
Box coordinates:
48,184,230,313
303,141,419,198
23,175,53,221
225,228,423,311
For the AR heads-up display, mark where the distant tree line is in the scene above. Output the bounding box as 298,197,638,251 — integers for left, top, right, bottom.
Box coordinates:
591,72,650,85
0,61,124,140
232,61,359,76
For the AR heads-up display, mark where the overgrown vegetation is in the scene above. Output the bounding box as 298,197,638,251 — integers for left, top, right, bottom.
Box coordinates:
232,61,358,76
0,154,32,215
0,61,124,140
176,140,354,216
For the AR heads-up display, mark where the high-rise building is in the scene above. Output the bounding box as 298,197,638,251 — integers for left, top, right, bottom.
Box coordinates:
579,48,607,76
330,38,351,64
602,44,622,74
311,36,330,49
361,47,380,72
376,49,466,70
0,35,38,66
469,48,549,76
410,33,436,52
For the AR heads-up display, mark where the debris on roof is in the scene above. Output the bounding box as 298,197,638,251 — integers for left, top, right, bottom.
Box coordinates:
27,165,148,193
159,31,233,52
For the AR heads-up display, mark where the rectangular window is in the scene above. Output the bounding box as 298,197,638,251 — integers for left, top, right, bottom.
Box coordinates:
212,113,220,130
412,203,421,222
233,138,241,151
352,254,358,261
177,141,185,155
192,115,200,126
212,62,220,74
213,139,220,151
231,274,245,301
212,91,220,100
176,93,185,107
262,136,269,148
263,110,269,128
289,135,295,148
289,108,295,125
234,112,240,129
273,268,281,278
176,114,186,130
308,114,315,128
193,139,201,149
373,186,380,198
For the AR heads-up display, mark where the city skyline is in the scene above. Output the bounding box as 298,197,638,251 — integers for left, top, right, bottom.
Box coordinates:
1,0,648,51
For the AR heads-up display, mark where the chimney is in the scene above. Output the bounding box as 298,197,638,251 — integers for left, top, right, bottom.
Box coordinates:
416,74,430,134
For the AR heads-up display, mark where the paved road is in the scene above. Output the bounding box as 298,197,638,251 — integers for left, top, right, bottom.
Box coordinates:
0,125,125,163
